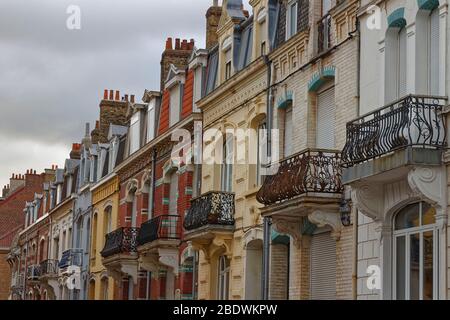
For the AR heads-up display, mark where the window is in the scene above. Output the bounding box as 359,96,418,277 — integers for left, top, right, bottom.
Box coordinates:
54,238,59,260
428,9,439,95
286,1,298,39
385,25,407,103
221,134,234,192
169,86,181,127
147,102,156,142
193,67,203,112
258,8,268,56
218,256,230,300
67,175,72,196
261,42,266,56
257,121,267,186
129,112,141,154
394,202,437,300
284,105,293,157
225,61,232,80
104,207,112,236
169,172,178,215
322,0,332,16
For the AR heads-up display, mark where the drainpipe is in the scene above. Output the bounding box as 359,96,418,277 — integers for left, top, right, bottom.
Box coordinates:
150,148,157,219
262,55,273,301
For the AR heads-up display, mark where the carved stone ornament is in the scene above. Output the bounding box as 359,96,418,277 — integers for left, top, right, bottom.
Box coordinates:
407,166,444,208
351,182,383,220
271,218,302,248
308,210,342,241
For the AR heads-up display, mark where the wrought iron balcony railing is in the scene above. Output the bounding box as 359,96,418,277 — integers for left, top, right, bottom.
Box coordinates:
256,149,343,206
101,227,140,258
40,259,59,277
11,272,24,288
318,13,332,53
138,215,181,246
342,95,447,167
27,265,41,280
58,249,83,269
184,191,235,231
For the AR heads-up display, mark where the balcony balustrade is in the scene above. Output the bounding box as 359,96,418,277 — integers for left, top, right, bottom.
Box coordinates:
138,215,181,246
101,227,139,258
342,95,447,167
256,149,343,206
184,191,235,231
58,249,83,269
27,265,41,280
39,259,59,277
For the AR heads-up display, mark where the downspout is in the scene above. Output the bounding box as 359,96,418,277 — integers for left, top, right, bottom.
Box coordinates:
150,148,157,219
350,17,361,301
262,54,273,301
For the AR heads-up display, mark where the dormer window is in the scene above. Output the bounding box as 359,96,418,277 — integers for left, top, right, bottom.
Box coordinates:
169,85,181,126
129,112,140,154
286,1,298,39
147,101,156,142
222,36,233,81
257,8,268,56
66,175,72,196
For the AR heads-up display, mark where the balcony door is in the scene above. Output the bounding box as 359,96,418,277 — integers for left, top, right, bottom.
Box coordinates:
316,86,336,149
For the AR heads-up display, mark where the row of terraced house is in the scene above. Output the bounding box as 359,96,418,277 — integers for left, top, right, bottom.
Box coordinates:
1,0,450,300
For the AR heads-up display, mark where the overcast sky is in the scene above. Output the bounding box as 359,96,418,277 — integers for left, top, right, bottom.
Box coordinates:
0,0,251,189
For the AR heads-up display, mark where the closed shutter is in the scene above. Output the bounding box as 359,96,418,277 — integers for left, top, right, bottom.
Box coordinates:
310,231,337,300
429,9,439,95
316,87,336,149
284,106,293,157
169,172,178,215
398,27,407,98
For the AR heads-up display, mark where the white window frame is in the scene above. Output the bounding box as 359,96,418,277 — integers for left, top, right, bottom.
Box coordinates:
221,134,234,193
129,112,141,155
392,202,439,300
169,86,181,127
193,67,203,112
286,0,298,40
147,101,156,142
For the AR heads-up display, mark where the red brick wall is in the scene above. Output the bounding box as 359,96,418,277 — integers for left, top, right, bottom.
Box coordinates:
181,70,194,120
158,90,171,135
0,251,11,300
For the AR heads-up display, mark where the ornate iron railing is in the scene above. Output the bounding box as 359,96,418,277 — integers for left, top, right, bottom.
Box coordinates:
318,14,332,53
342,95,447,167
184,192,235,231
101,227,140,258
138,215,181,246
256,149,343,206
40,259,59,276
58,249,83,269
27,265,41,280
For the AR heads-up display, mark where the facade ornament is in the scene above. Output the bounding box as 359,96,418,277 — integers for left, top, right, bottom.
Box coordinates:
308,210,342,241
351,182,383,220
158,248,179,276
272,218,302,249
407,166,444,208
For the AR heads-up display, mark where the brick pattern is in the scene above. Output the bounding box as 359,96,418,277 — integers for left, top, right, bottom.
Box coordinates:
158,90,171,135
269,243,288,300
0,251,11,300
181,70,194,120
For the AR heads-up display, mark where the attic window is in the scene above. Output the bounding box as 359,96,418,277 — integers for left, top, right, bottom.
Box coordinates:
129,112,140,154
286,0,298,39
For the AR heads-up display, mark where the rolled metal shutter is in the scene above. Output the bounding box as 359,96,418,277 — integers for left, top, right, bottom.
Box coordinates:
310,231,337,300
316,87,335,149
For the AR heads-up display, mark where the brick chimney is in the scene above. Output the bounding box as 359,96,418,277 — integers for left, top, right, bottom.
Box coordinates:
9,173,25,193
2,184,10,198
206,1,222,49
160,37,195,91
70,143,82,160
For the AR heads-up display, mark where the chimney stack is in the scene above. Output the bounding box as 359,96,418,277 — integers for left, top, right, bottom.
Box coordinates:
70,143,82,160
205,1,222,49
9,172,26,193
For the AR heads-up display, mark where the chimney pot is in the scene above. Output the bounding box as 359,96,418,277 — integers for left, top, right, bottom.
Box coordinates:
109,90,114,100
103,89,108,100
125,94,129,101
181,39,188,50
34,170,36,175
166,37,173,50
130,95,135,103
115,90,120,101
175,38,181,50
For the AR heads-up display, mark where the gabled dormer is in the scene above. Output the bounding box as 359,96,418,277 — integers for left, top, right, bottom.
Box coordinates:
250,0,278,57
143,90,161,143
189,47,209,112
126,102,147,156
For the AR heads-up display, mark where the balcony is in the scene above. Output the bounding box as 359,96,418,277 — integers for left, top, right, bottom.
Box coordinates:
257,149,343,206
138,215,181,246
342,95,447,183
184,191,235,232
101,227,139,258
39,259,59,278
137,215,182,276
27,265,41,281
58,249,83,271
318,14,332,54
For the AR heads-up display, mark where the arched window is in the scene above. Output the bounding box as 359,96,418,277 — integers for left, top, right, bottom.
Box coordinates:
218,256,230,300
104,207,112,238
393,202,437,300
221,134,234,192
385,18,408,103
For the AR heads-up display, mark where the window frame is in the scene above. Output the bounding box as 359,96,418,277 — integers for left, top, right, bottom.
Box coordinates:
286,0,298,40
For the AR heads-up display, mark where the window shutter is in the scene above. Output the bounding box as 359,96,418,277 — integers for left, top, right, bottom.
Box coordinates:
284,106,293,157
310,231,337,300
169,172,178,215
398,28,407,98
429,9,439,95
316,87,336,149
